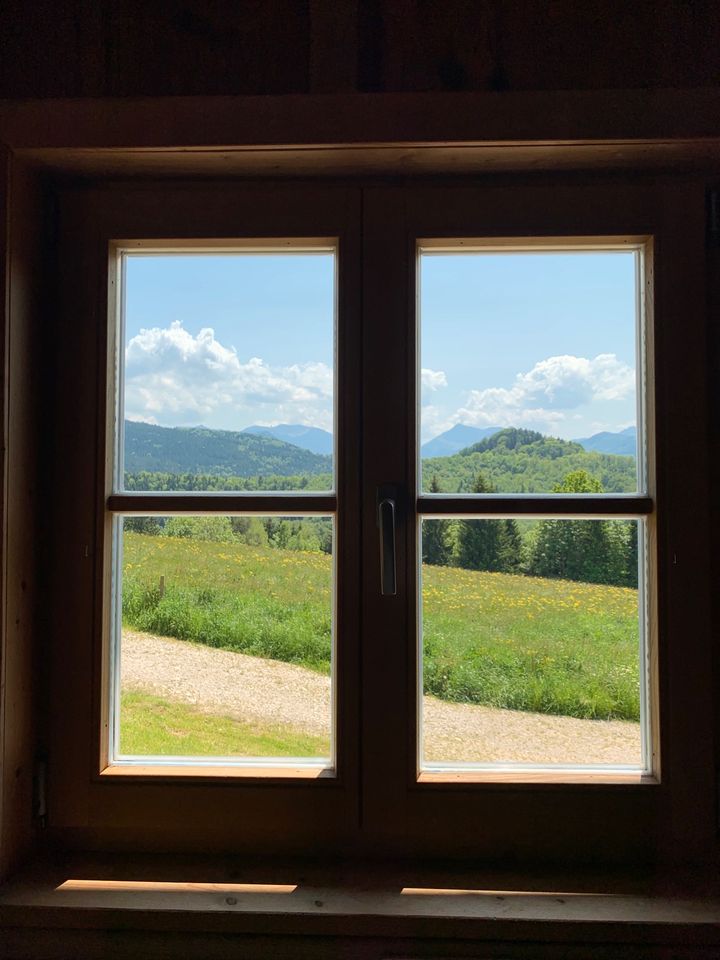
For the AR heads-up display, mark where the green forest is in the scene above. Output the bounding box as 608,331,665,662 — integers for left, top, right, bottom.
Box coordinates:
125,424,640,588
421,428,636,493
423,468,638,588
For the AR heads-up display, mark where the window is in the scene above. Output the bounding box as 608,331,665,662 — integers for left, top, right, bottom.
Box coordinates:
417,240,651,776
109,242,338,773
47,179,714,863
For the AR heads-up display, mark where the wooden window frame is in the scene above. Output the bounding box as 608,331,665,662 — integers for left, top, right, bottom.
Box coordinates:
41,174,716,867
48,183,363,855
104,236,340,778
358,180,713,863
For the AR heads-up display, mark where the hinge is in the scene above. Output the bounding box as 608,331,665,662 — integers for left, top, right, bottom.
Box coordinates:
708,189,720,247
32,756,47,828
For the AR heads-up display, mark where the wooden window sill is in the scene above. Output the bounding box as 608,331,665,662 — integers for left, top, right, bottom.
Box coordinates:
2,855,720,950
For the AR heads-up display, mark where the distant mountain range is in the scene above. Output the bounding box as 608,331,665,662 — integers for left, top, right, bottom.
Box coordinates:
420,424,502,458
242,423,333,455
574,425,637,456
421,423,636,459
124,420,331,477
124,419,638,485
423,427,637,493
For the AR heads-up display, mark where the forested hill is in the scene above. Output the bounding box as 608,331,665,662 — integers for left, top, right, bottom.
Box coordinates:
124,420,332,477
422,428,636,493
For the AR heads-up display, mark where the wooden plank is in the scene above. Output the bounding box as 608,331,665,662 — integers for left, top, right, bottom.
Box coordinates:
0,142,10,881
99,0,310,98
2,90,720,152
3,858,720,936
650,179,716,860
99,765,334,781
107,494,337,515
3,854,720,957
418,495,653,517
417,771,656,786
309,0,359,94
13,139,720,179
0,155,41,881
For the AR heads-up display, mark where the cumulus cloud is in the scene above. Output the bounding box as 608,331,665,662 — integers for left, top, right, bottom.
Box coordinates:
124,321,333,430
420,404,453,441
421,367,448,392
453,353,635,433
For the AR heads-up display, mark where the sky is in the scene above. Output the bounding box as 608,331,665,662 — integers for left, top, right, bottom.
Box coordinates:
123,249,639,443
123,253,335,433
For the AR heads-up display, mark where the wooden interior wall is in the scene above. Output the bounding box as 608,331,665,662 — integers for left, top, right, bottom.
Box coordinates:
0,159,41,880
0,0,718,100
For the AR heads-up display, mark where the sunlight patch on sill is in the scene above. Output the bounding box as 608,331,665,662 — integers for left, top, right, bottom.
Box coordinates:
56,880,297,894
401,887,620,898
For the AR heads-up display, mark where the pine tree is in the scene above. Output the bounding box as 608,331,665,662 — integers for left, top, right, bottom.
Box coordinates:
455,472,522,572
422,476,452,565
499,518,522,572
529,470,626,584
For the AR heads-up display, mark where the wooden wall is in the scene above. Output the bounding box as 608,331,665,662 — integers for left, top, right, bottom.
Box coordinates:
0,156,41,880
0,0,718,100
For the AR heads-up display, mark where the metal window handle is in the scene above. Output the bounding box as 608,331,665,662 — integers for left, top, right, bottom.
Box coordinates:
378,497,397,596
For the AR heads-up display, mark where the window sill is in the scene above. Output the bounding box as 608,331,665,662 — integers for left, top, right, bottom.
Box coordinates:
416,770,658,786
98,763,335,781
1,854,720,955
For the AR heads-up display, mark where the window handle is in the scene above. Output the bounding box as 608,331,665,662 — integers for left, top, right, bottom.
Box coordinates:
378,495,397,596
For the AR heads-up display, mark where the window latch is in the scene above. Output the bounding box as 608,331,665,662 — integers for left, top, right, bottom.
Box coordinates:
377,487,397,596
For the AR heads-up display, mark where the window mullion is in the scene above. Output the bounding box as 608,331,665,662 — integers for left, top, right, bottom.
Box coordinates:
108,493,337,514
418,494,652,517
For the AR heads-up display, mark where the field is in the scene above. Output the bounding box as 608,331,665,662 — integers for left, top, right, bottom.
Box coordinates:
120,691,329,757
122,532,640,723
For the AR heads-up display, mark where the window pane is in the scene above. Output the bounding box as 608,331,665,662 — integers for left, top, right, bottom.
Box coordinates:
419,247,642,494
113,515,334,765
119,249,335,493
420,518,645,770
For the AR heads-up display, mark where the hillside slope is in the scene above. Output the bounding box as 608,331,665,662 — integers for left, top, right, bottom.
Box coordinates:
422,428,637,492
124,420,332,477
242,423,333,455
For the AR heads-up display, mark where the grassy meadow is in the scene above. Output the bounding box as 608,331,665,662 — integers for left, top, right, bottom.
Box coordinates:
122,531,640,723
119,691,330,757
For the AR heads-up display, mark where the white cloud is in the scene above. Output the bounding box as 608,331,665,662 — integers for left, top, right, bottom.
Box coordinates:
452,353,634,434
420,404,453,441
124,321,333,430
421,368,448,392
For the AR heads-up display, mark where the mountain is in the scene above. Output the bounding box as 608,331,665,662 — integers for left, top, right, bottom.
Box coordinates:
124,420,332,477
574,426,637,456
421,424,501,458
423,427,637,493
242,423,333,456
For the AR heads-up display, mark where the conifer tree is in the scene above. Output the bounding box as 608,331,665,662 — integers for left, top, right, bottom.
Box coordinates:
455,472,522,572
530,470,627,584
422,476,452,565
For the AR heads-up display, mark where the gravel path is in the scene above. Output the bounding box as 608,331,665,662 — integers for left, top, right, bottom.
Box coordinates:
121,630,641,765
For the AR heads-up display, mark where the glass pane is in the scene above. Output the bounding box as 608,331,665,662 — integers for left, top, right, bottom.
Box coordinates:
419,248,642,494
113,515,333,764
420,518,644,769
119,249,335,493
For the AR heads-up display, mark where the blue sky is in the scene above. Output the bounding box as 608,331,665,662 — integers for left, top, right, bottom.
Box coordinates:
123,253,335,432
123,249,639,442
420,251,638,441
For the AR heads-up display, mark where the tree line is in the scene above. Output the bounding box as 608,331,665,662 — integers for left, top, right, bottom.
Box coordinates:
423,469,638,588
124,515,333,554
125,467,639,587
421,427,636,494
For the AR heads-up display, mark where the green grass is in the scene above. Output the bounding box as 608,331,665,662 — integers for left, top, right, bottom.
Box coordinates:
421,565,638,720
122,532,640,721
119,691,330,757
